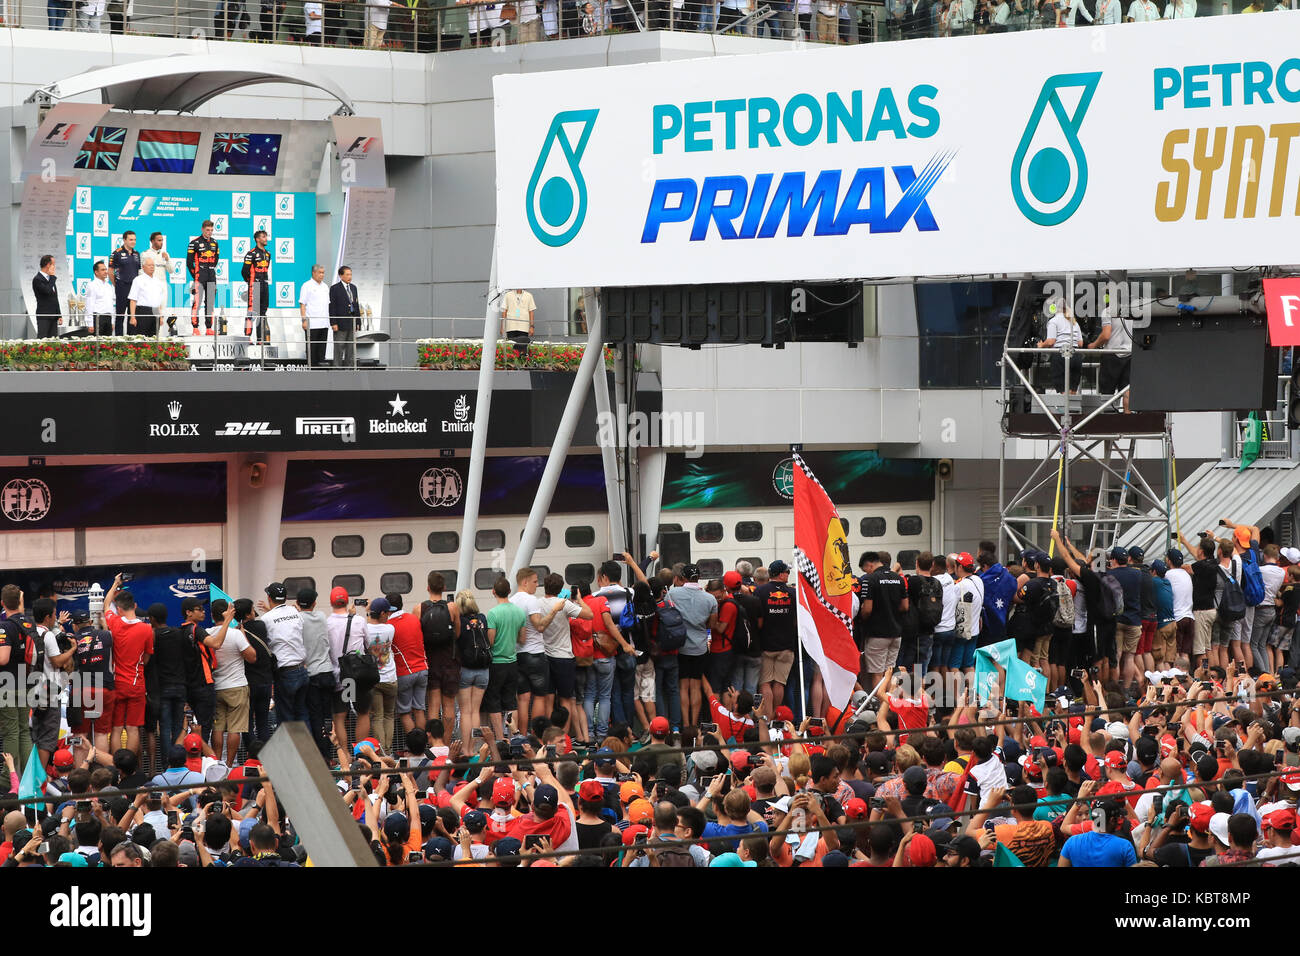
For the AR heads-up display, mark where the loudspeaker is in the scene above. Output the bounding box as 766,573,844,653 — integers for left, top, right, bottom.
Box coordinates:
659,531,691,570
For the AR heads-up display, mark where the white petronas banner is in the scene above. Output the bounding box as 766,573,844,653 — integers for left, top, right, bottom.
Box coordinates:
494,13,1300,288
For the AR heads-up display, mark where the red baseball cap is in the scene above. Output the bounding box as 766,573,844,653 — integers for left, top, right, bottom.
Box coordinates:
1068,727,1082,746
729,751,750,771
844,798,869,820
774,706,794,723
52,748,74,770
723,570,743,589
492,778,516,805
578,779,605,803
622,824,649,846
957,552,974,568
1104,751,1128,771
907,832,938,867
649,716,670,736
1265,807,1297,831
1159,735,1178,759
329,586,350,605
184,733,204,755
1189,802,1214,833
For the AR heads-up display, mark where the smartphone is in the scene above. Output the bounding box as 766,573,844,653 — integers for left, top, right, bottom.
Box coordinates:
809,717,825,729
147,792,163,811
38,841,49,854
66,735,82,748
166,811,179,828
1070,668,1086,679
471,727,483,738
76,801,91,815
617,773,634,783
354,597,368,607
611,553,623,562
870,796,886,811
1152,794,1163,813
699,775,713,791
408,851,424,863
699,722,718,735
752,693,764,712
119,572,134,583
524,834,546,851
546,745,557,759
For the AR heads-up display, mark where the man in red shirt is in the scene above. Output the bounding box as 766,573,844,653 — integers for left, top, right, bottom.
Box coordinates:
387,593,428,738
1096,749,1142,817
104,574,154,757
699,675,756,743
707,579,739,701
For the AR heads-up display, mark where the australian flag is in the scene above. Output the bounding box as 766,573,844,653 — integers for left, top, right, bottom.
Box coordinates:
209,132,282,177
74,125,127,170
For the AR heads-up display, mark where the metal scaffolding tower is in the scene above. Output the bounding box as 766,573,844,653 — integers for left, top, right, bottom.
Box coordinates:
998,278,1172,559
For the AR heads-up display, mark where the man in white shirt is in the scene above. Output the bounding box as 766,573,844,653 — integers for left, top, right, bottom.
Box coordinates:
77,0,106,31
209,605,256,766
952,552,984,678
931,554,959,696
324,585,372,749
299,264,330,367
1252,545,1286,673
304,0,323,37
85,260,116,335
1093,0,1121,20
127,256,165,337
1164,548,1195,666
511,567,566,732
364,0,400,47
1088,304,1131,411
1038,306,1084,394
538,572,593,738
502,288,536,356
142,231,172,316
259,581,311,725
1163,0,1195,16
1126,0,1158,20
516,0,544,40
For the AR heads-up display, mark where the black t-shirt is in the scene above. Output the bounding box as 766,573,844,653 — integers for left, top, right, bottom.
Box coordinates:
73,626,114,690
1190,559,1219,611
1152,840,1214,868
733,589,764,658
1139,573,1156,621
755,581,797,652
0,614,34,677
1018,577,1053,635
1280,581,1300,628
151,626,189,695
1076,567,1104,625
575,820,614,850
242,620,275,687
861,569,906,640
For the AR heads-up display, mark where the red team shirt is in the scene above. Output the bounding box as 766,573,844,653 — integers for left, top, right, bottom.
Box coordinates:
106,609,153,694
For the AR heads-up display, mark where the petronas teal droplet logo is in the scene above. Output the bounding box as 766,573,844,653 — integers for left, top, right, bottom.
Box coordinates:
526,109,599,247
1011,73,1101,227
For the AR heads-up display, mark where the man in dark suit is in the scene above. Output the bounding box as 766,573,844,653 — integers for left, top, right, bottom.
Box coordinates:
32,254,61,338
329,265,361,368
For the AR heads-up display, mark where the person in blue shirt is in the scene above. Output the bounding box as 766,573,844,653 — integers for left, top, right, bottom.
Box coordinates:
697,776,769,852
1059,798,1137,867
1149,561,1176,668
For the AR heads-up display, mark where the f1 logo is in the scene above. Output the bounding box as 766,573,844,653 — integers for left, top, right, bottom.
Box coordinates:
1264,278,1300,346
119,195,157,217
44,122,75,142
347,136,375,154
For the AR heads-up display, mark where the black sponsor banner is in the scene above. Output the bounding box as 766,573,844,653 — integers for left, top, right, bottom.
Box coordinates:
0,377,660,455
0,462,225,529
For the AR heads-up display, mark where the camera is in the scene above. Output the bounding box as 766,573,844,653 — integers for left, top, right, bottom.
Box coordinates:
118,571,134,583
870,796,886,811
699,722,718,735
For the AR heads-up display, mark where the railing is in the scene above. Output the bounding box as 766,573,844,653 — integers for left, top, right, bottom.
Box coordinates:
2,0,1290,51
0,314,619,370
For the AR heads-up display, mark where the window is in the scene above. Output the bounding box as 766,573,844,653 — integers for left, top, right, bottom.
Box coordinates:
565,563,595,585
737,557,762,572
914,281,1017,388
898,550,920,571
735,521,763,542
380,572,413,595
698,559,724,579
897,515,924,537
331,535,364,559
474,568,506,590
283,577,315,601
564,526,595,548
380,533,412,556
428,531,459,554
695,522,724,544
475,530,505,552
860,517,886,538
531,565,551,580
331,574,364,597
519,527,551,550
281,537,314,561
437,571,459,593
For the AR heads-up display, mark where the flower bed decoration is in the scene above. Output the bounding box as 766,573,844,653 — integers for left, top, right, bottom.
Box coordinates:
418,339,616,371
0,337,190,371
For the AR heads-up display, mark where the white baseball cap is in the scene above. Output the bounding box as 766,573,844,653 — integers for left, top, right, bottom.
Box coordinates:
1208,812,1231,846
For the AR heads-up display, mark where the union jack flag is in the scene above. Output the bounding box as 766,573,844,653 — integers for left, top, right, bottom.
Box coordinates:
212,132,250,154
74,126,126,170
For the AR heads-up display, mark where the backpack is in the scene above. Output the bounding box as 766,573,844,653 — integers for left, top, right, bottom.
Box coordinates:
420,599,455,654
915,576,943,633
1098,573,1124,623
1029,580,1057,633
649,840,696,867
1051,576,1075,629
955,591,975,641
1240,549,1265,606
726,597,754,655
9,616,41,671
458,613,493,670
1216,566,1247,623
654,595,688,652
615,589,636,633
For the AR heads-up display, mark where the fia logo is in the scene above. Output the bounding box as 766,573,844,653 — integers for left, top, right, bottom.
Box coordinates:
275,238,294,264
254,215,272,236
75,233,91,258
1,478,52,522
276,281,293,306
232,192,251,218
453,394,470,423
211,215,229,240
75,187,91,213
93,210,108,238
275,194,294,219
419,467,463,509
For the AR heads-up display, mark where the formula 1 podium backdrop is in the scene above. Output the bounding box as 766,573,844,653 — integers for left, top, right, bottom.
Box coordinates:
12,60,394,358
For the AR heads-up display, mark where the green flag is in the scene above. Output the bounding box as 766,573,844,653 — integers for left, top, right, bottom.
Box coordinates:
974,638,1017,704
1239,411,1263,473
18,747,46,801
1005,657,1048,713
994,842,1025,867
210,583,234,604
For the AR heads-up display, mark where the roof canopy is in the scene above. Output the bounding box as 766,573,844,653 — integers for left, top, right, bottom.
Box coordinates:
27,54,355,115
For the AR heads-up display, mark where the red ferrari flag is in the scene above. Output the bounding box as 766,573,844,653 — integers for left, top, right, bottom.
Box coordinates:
792,454,860,711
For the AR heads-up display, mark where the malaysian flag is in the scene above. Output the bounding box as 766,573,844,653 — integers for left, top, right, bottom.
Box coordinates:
74,126,127,170
209,132,282,177
131,129,201,174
